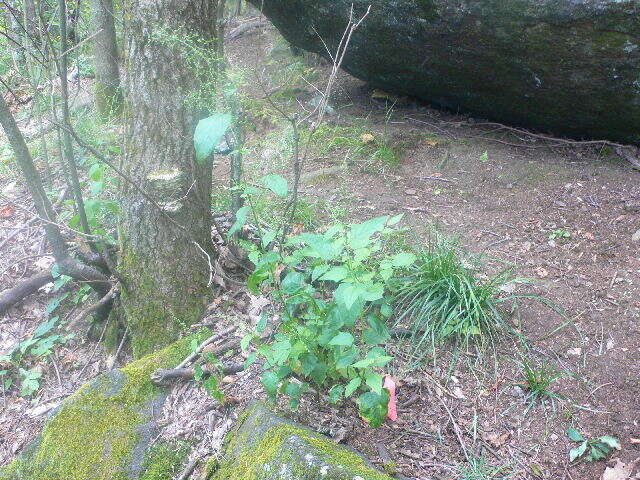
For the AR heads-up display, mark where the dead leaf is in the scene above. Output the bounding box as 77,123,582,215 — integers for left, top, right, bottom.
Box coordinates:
0,205,14,218
601,458,639,480
451,386,465,399
361,133,375,144
485,431,511,449
630,438,640,445
291,223,305,235
425,140,439,147
535,267,549,278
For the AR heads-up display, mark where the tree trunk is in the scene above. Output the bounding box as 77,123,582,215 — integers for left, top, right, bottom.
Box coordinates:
90,0,122,117
121,0,218,358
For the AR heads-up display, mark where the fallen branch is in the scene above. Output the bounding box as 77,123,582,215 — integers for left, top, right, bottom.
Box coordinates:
151,363,244,386
225,20,267,40
175,326,238,369
0,272,53,316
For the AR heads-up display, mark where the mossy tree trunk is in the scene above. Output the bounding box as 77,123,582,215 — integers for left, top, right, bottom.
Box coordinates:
90,0,122,118
120,0,218,358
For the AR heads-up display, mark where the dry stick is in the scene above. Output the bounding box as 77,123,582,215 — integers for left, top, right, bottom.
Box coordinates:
151,363,244,385
176,326,238,369
176,456,202,480
112,326,129,365
435,394,471,463
76,317,109,379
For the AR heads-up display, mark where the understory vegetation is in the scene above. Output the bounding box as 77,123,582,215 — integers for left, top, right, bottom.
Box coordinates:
0,1,632,479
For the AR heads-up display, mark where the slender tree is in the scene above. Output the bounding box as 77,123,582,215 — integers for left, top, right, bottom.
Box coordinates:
0,92,111,310
90,0,122,117
120,0,219,357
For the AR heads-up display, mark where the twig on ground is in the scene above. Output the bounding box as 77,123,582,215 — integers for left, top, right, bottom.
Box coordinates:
151,363,244,386
435,395,471,463
76,318,109,380
420,176,455,183
176,326,238,369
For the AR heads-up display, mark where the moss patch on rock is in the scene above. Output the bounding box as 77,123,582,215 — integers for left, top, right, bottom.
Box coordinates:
139,441,191,480
0,331,209,480
211,402,392,480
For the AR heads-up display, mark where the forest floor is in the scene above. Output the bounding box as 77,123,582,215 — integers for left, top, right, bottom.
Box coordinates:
1,12,639,480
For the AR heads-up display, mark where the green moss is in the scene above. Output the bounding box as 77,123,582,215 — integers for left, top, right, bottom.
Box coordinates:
214,403,391,480
2,331,209,480
118,248,209,358
139,442,191,480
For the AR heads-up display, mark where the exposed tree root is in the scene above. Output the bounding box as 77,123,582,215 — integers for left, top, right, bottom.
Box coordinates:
0,271,53,315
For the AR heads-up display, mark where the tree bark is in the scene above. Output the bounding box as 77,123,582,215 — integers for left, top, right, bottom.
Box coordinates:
120,0,219,358
0,272,53,316
90,0,122,117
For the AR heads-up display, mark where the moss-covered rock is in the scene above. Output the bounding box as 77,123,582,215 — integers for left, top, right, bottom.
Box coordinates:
209,402,393,480
249,0,640,146
0,331,209,480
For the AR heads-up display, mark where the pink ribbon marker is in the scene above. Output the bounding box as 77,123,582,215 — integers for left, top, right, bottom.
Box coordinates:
383,375,398,421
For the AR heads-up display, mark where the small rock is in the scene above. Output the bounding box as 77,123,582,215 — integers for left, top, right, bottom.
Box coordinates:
632,229,640,243
567,347,582,356
405,189,417,195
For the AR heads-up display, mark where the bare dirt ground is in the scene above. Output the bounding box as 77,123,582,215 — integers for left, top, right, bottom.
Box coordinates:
0,12,638,480
222,17,640,480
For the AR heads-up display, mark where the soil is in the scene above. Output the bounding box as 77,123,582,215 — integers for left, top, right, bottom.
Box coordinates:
1,11,639,480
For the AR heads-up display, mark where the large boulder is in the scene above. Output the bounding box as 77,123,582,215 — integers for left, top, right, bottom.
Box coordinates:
209,402,393,480
0,331,210,480
249,0,640,146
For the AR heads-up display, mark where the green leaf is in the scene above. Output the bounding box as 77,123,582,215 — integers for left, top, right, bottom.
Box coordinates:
33,317,58,338
193,364,204,381
51,263,61,279
193,113,233,163
348,216,389,247
566,428,584,442
569,441,588,462
365,371,384,394
597,436,620,450
90,181,104,195
240,334,253,351
320,267,349,283
261,371,279,396
344,377,361,397
357,391,389,428
387,213,404,226
328,385,344,404
228,206,250,237
261,230,277,249
204,376,224,402
391,252,416,268
286,381,303,410
328,332,354,347
243,352,258,369
261,174,288,197
311,264,330,282
256,313,269,334
88,164,103,181
281,271,305,294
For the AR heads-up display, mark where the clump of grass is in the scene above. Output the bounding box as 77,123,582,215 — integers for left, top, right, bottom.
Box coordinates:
390,234,520,361
520,359,563,408
456,457,512,480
